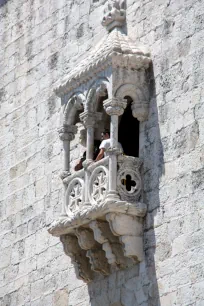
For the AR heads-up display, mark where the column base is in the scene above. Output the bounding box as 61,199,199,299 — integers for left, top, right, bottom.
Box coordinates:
105,191,120,203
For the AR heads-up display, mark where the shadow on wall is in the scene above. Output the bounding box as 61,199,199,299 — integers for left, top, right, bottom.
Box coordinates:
142,63,164,306
0,0,8,7
87,64,164,306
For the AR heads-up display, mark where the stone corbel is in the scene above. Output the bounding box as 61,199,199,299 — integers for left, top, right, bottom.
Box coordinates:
89,220,126,268
60,235,93,283
106,213,144,262
75,228,109,275
131,101,149,122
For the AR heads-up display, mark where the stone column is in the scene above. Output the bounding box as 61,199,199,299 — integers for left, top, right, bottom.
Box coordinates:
80,111,102,205
58,124,77,215
103,98,127,201
80,111,96,161
59,125,78,174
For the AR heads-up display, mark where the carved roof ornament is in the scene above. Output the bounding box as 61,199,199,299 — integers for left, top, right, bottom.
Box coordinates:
102,0,126,31
55,1,151,97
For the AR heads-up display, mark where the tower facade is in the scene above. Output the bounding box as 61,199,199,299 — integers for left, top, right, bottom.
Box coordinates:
0,0,204,305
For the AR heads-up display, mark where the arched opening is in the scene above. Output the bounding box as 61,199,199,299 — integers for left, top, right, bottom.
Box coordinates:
118,96,139,157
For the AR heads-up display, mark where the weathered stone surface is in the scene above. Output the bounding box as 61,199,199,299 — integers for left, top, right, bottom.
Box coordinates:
0,0,204,305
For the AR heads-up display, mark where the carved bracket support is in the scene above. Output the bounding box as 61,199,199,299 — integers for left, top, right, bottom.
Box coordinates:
76,228,110,275
106,213,144,262
60,235,93,282
89,220,126,268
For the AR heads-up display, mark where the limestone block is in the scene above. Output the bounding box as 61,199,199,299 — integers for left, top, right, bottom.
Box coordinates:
53,289,69,306
30,279,44,301
36,228,49,254
24,233,36,259
0,247,11,269
1,0,204,304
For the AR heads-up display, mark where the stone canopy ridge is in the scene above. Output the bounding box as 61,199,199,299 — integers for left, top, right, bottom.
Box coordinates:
55,27,151,96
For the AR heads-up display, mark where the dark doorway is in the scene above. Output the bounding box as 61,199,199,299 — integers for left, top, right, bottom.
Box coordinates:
118,97,139,157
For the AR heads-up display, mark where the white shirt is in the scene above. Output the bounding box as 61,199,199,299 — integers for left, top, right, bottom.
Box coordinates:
99,139,123,156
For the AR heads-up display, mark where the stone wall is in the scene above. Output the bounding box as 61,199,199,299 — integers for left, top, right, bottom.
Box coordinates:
0,0,204,305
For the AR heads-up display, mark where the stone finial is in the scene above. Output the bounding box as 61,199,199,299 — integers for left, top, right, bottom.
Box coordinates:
102,0,126,31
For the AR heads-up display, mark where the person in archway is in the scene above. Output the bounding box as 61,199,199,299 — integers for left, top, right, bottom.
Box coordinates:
95,129,123,162
74,139,100,171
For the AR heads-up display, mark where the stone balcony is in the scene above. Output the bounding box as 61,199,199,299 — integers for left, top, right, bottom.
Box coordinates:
48,154,147,282
48,0,151,283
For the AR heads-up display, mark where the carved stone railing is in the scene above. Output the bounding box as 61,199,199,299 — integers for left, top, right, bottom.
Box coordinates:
48,154,147,282
88,156,109,205
63,169,85,217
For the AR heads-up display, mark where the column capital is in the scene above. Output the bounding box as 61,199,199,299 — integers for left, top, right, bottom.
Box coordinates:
58,125,77,141
103,98,127,116
80,111,102,128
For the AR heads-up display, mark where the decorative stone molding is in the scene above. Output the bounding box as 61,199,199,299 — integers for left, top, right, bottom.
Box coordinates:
89,220,126,267
60,235,93,282
80,111,102,128
49,197,146,236
117,155,142,202
54,16,151,96
66,177,84,215
76,228,110,275
64,169,85,212
58,125,78,141
103,98,127,116
106,213,143,262
88,165,109,204
48,0,152,282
